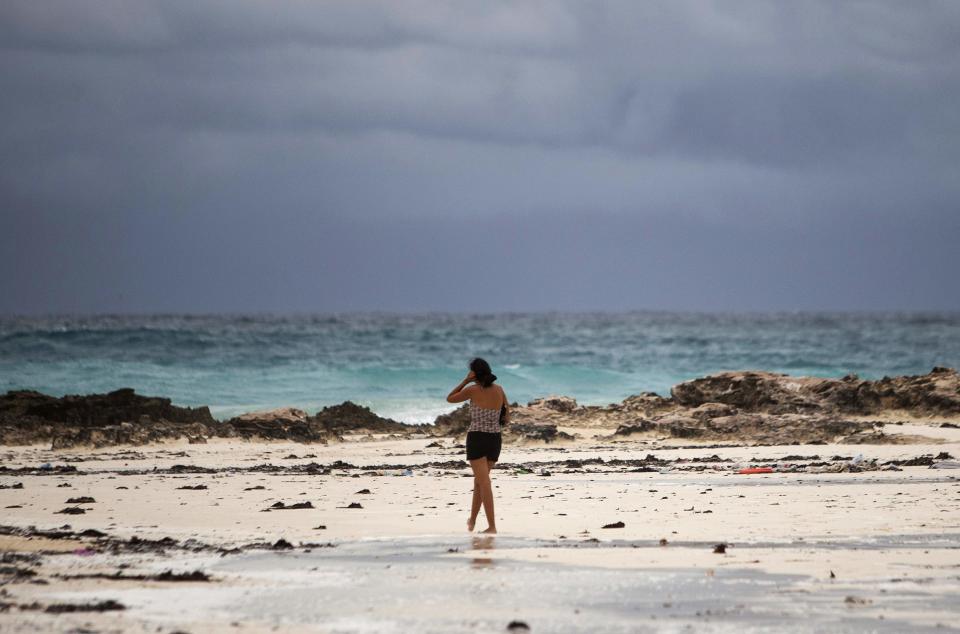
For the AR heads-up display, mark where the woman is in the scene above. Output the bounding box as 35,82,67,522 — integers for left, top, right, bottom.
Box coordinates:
446,357,508,534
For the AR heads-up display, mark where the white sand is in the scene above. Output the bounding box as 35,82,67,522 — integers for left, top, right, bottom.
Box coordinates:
1,426,959,632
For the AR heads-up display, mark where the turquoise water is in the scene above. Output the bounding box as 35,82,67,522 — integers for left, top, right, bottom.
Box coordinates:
1,313,958,423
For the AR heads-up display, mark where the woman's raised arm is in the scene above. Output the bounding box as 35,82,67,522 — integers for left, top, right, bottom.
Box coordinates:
446,372,476,403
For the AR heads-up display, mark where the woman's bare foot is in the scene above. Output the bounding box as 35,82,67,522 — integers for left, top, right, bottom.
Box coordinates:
480,527,497,534
467,517,476,532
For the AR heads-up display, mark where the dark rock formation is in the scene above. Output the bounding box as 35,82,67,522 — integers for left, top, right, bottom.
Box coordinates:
506,422,575,443
309,401,413,433
617,392,673,413
432,404,471,436
672,372,824,413
0,388,214,427
868,367,960,414
2,368,955,448
656,414,704,438
612,420,657,436
671,368,960,416
0,388,215,448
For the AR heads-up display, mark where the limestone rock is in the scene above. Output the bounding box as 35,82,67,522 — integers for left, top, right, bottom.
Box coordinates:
655,415,704,438
671,372,823,413
688,402,737,421
507,422,574,443
225,408,329,443
432,404,471,436
669,368,960,416
612,419,657,436
619,392,673,413
309,402,411,433
526,395,578,413
231,408,308,425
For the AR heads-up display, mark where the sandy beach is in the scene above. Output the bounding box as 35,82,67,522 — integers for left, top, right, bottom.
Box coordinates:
2,420,959,633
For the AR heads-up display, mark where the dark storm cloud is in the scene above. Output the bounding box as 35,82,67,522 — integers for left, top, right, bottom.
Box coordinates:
1,1,959,313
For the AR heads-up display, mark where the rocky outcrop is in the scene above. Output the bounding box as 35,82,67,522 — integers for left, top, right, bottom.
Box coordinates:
671,372,826,413
526,396,578,413
223,408,331,443
308,401,413,434
431,404,471,436
223,402,421,442
2,368,955,448
861,367,960,414
0,388,214,428
612,420,657,436
506,422,575,443
509,368,958,445
48,422,212,449
617,392,673,414
671,368,960,416
0,389,216,448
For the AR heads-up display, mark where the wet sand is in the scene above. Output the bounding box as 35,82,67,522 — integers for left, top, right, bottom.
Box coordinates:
1,426,959,632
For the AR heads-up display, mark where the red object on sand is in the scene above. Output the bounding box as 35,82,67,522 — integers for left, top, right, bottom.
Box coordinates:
737,467,774,474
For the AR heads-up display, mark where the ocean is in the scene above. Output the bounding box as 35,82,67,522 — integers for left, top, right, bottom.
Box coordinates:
1,313,958,423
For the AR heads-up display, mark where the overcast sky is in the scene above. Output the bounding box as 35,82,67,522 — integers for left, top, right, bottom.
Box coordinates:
1,1,958,314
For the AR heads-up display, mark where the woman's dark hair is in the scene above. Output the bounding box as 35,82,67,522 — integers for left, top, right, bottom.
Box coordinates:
470,358,497,387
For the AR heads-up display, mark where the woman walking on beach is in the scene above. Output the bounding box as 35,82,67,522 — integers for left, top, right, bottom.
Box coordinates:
447,358,508,534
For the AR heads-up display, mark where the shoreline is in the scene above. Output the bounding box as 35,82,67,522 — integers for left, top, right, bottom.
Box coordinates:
2,367,959,449
2,367,959,631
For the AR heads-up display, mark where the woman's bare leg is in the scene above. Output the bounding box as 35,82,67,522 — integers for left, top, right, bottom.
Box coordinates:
468,458,487,531
481,458,497,533
468,483,481,531
469,457,496,533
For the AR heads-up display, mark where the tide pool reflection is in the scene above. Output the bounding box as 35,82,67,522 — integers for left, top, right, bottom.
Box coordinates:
471,535,495,568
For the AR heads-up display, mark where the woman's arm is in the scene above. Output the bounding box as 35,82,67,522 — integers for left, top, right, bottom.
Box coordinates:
500,386,510,423
446,372,476,403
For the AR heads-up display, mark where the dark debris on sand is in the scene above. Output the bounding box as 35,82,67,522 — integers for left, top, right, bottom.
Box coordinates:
44,599,126,613
265,501,314,511
55,570,212,583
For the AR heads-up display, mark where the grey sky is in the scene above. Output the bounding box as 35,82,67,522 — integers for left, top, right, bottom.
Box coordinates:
1,1,959,313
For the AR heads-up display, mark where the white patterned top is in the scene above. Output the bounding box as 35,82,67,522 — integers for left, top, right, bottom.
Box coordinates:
468,403,502,433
